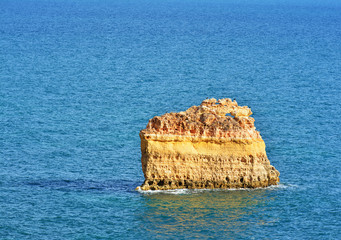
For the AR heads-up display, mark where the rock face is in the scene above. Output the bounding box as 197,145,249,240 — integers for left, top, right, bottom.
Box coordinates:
138,98,280,190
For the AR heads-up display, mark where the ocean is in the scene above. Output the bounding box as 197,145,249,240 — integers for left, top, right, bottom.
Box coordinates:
0,0,340,239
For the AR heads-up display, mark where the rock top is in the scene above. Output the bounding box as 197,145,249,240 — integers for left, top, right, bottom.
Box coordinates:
142,98,260,140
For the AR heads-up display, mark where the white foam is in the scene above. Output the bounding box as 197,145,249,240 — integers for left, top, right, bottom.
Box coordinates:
136,183,295,195
137,188,192,195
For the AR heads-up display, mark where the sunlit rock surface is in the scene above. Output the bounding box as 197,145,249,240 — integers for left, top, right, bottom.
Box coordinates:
138,98,280,190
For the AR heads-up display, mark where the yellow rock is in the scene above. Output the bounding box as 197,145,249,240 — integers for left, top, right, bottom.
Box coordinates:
138,98,280,190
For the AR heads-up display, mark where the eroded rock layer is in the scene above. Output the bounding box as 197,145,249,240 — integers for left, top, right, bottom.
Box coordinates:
138,98,279,190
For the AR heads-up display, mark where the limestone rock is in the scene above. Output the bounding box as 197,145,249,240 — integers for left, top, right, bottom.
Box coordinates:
138,98,280,190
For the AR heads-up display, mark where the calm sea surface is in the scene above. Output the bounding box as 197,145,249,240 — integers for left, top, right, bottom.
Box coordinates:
1,0,340,239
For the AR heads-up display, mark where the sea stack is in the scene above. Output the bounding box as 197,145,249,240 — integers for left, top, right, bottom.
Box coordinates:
138,98,279,190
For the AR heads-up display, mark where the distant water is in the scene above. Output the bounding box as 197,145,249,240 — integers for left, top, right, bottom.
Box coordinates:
1,0,340,239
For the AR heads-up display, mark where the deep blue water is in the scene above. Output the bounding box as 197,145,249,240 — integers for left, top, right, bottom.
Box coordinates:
1,0,340,239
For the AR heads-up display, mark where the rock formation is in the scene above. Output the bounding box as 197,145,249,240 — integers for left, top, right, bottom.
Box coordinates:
138,98,280,190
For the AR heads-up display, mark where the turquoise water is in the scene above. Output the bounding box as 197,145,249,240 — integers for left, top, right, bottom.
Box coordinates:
1,0,340,239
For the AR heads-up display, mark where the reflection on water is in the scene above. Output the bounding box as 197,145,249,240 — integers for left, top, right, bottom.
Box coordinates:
138,189,279,239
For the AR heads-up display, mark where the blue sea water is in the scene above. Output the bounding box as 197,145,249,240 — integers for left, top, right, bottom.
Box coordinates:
0,0,340,239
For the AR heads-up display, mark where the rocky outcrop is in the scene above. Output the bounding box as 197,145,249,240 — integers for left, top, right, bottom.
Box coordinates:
138,98,280,190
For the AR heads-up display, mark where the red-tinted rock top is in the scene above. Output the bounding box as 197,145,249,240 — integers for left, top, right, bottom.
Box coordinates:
141,98,261,139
